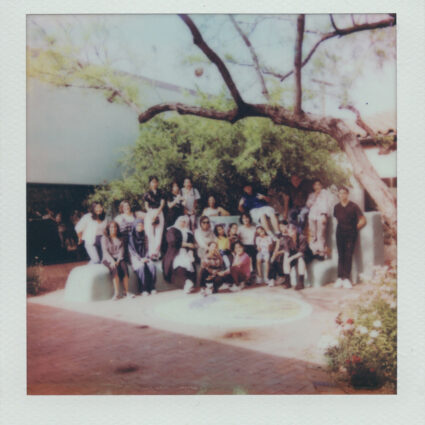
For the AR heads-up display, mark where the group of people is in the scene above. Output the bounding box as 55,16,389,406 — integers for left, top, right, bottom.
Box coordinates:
74,175,366,299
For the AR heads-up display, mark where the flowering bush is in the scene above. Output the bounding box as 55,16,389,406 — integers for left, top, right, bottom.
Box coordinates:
325,264,397,390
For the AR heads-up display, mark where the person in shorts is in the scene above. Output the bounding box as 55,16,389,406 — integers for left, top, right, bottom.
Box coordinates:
238,183,279,235
255,225,274,286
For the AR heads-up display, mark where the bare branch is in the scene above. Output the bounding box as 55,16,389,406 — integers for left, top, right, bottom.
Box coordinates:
339,104,376,137
350,14,356,26
222,15,395,83
229,15,270,101
179,14,245,108
294,14,305,116
329,14,341,34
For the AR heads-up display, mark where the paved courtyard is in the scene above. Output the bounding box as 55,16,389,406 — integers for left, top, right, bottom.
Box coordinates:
27,282,382,395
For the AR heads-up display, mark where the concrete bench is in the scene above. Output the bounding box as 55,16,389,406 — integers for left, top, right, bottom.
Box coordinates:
64,212,384,301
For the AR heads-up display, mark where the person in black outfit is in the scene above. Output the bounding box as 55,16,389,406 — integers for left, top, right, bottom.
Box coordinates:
282,223,309,290
166,181,186,227
143,176,165,260
333,187,367,289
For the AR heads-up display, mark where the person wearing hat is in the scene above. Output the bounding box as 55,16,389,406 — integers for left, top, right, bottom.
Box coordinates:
128,218,157,296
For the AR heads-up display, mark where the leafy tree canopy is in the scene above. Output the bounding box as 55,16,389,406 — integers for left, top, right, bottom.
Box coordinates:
90,110,349,213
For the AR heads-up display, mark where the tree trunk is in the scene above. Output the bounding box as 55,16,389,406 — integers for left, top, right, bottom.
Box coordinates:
327,120,397,236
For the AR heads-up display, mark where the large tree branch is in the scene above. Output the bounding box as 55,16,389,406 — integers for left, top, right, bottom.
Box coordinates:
229,15,270,101
179,14,245,108
294,15,305,116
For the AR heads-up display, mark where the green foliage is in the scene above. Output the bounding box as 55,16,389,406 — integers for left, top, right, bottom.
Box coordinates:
90,113,349,213
325,264,397,390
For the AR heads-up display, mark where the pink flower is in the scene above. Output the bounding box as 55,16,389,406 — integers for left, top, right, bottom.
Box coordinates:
346,318,354,325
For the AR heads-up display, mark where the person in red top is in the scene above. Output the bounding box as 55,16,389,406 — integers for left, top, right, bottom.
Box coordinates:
230,242,251,290
333,186,367,289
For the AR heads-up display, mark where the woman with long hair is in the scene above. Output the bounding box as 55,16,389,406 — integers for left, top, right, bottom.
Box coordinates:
163,216,197,294
128,218,157,296
101,221,129,300
115,200,136,261
75,202,107,264
144,176,165,260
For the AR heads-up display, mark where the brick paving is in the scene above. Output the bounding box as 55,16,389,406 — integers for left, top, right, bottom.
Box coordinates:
27,303,345,395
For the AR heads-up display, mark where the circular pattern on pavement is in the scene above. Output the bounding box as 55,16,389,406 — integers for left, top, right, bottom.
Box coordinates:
149,290,313,327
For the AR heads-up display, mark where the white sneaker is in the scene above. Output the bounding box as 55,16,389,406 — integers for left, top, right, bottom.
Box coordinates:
333,278,343,288
230,285,241,292
200,288,207,297
220,283,230,290
151,289,157,295
142,291,149,297
184,279,194,294
206,287,213,296
267,279,275,287
256,276,262,285
342,279,353,289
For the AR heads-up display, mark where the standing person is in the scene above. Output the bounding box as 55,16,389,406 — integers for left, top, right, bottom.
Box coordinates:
101,221,129,300
202,195,230,218
255,226,274,286
128,219,157,296
238,183,280,235
333,187,367,289
166,181,186,227
194,216,216,261
75,202,107,264
230,242,251,291
270,220,289,286
181,177,201,231
238,213,257,268
283,223,309,290
282,174,312,232
306,179,335,259
115,200,136,261
144,176,165,260
163,216,197,294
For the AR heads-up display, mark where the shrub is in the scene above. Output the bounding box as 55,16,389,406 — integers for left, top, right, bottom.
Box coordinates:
325,264,397,390
27,259,44,295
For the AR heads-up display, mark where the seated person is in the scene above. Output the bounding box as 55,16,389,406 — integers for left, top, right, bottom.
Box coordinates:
230,242,251,291
166,181,186,228
282,175,312,232
128,218,157,296
238,183,279,235
163,216,197,294
228,223,241,252
194,215,216,261
306,179,335,258
214,223,230,255
269,220,289,285
282,223,309,290
202,195,230,217
238,213,257,269
200,241,232,295
255,225,274,286
101,221,129,300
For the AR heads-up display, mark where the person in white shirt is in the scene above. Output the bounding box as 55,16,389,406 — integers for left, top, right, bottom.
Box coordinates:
181,177,201,231
75,202,107,264
202,195,230,218
194,216,216,261
237,213,257,269
306,179,336,258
